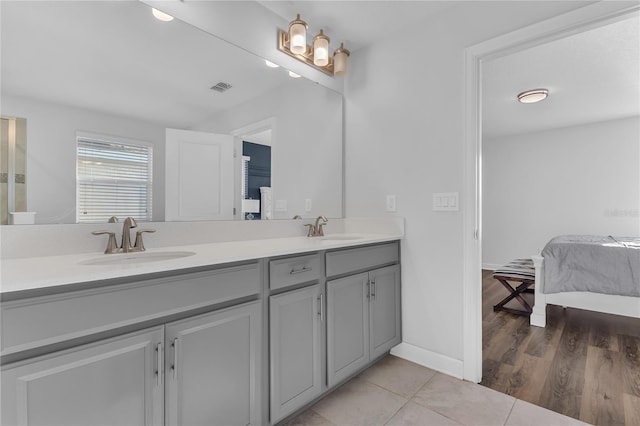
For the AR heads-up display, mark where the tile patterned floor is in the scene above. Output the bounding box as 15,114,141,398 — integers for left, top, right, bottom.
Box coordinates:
289,355,590,426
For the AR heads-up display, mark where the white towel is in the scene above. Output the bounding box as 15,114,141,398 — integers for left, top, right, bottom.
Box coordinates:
260,187,272,220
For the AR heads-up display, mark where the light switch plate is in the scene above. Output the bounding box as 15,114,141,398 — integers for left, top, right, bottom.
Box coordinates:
386,195,396,212
433,192,459,211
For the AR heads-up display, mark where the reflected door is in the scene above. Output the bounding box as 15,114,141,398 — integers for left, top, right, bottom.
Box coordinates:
165,128,234,221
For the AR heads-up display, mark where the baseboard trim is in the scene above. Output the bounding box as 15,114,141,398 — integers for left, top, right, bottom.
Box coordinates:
390,342,464,380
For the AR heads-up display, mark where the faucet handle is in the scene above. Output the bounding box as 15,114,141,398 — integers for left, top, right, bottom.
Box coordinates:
92,230,119,254
134,229,156,251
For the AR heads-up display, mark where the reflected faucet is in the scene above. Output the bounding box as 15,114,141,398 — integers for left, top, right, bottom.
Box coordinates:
121,217,138,252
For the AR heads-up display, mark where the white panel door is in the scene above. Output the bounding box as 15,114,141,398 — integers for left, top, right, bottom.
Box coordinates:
165,128,234,221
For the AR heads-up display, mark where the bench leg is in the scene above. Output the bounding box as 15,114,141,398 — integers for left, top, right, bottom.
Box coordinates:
493,279,534,316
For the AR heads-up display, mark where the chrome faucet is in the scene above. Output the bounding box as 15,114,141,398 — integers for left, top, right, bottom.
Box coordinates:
304,215,328,237
93,216,155,254
314,215,328,236
121,217,138,252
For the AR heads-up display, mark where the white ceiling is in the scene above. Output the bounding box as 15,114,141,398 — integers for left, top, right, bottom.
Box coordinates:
482,15,640,139
0,1,293,129
2,1,637,137
257,1,456,52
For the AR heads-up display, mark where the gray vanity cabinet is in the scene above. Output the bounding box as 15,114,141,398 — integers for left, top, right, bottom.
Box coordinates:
165,300,261,426
326,243,401,388
326,272,370,387
268,253,324,424
368,265,402,360
1,326,165,425
1,263,262,426
269,284,324,423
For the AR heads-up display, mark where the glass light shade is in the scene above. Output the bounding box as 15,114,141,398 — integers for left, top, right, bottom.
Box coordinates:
288,71,301,78
313,30,330,67
265,60,279,68
152,8,174,22
333,43,350,77
289,15,307,55
517,89,548,104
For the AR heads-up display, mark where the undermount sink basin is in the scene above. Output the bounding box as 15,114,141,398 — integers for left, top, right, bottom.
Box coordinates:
80,251,196,266
318,234,364,241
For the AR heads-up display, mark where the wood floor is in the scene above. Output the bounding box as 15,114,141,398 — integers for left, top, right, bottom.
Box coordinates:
480,270,640,426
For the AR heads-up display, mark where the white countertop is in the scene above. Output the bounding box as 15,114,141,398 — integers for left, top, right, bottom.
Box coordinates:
0,233,401,297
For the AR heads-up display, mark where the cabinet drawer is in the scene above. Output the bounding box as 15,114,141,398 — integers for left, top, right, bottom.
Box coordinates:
269,254,322,290
325,242,399,278
1,263,260,356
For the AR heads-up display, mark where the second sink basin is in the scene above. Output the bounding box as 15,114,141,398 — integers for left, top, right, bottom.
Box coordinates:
80,250,196,266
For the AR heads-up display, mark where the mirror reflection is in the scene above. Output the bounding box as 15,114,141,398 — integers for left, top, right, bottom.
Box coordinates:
0,1,343,224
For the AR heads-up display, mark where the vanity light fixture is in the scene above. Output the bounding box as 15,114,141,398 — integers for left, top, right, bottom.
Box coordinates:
151,8,174,22
517,88,549,104
278,14,350,77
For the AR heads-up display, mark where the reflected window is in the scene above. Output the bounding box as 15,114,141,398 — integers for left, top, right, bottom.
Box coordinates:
76,135,152,223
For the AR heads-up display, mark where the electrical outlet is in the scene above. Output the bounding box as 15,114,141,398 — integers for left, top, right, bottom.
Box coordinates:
275,200,287,212
305,198,312,212
386,195,396,212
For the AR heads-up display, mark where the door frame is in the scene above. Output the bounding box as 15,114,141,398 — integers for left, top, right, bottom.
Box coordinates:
462,2,640,382
231,118,276,219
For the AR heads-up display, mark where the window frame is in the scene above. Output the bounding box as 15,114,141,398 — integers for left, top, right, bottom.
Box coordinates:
76,132,153,224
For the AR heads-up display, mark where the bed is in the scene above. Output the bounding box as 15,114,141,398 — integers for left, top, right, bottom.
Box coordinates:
530,235,640,327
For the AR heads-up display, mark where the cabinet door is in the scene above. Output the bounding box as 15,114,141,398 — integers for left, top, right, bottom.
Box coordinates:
165,301,261,426
269,284,323,423
327,272,370,387
1,327,164,426
369,265,402,360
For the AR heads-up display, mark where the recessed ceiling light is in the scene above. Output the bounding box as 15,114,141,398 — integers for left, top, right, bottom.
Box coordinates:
265,60,279,68
288,71,301,78
517,89,549,104
152,8,174,22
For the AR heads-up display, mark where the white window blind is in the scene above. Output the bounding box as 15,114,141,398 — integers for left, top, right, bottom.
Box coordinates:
77,136,152,223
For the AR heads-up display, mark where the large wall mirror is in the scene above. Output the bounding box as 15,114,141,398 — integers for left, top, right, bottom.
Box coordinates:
0,1,343,224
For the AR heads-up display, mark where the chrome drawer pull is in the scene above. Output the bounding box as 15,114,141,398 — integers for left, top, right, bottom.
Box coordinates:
171,338,178,381
155,342,163,386
318,293,324,322
290,266,312,275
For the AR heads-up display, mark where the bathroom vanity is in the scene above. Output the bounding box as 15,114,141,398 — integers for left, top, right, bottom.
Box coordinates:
0,234,401,425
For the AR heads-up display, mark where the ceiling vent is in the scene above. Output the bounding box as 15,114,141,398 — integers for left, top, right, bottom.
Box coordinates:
210,82,232,93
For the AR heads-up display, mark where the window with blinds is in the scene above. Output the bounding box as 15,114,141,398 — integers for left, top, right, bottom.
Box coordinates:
77,136,153,223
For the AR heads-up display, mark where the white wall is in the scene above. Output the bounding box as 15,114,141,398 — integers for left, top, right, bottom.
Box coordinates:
2,95,166,223
483,116,640,269
194,82,343,220
344,1,592,370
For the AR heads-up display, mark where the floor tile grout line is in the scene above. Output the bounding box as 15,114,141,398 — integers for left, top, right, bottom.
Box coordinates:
502,398,518,426
360,368,438,400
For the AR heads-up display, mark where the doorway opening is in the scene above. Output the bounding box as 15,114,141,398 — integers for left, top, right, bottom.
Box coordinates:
232,118,275,221
464,3,640,424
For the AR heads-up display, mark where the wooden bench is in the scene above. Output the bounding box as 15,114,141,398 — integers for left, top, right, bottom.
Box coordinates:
492,258,535,316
